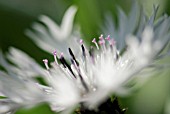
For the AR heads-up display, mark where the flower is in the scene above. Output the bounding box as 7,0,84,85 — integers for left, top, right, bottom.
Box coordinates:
25,5,80,58
0,50,47,113
37,4,170,112
0,3,170,114
0,64,46,114
41,26,169,112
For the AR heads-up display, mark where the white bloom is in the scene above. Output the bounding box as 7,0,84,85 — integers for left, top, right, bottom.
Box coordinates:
37,4,170,111
41,26,167,110
6,48,46,78
0,51,47,113
0,70,46,113
0,4,170,114
25,5,80,57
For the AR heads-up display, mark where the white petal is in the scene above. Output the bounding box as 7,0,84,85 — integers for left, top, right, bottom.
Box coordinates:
7,47,46,77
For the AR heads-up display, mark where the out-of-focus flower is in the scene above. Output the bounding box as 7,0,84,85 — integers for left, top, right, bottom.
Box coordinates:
25,5,80,57
102,4,170,86
0,3,170,114
0,53,46,114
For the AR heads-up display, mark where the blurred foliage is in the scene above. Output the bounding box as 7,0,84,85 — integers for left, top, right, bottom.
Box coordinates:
16,103,56,114
121,70,170,114
0,0,170,114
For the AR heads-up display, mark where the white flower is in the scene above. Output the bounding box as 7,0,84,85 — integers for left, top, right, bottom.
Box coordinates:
25,5,80,57
0,51,47,113
0,70,46,113
0,4,170,114
37,4,170,112
41,26,168,111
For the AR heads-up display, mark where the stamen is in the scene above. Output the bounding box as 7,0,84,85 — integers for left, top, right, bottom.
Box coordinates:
115,51,119,60
89,46,94,57
81,44,86,60
43,59,49,70
110,39,116,46
92,38,99,50
53,50,57,56
99,34,106,46
99,36,106,51
59,53,66,67
99,34,104,40
105,35,111,41
105,35,116,46
60,52,64,58
79,39,86,59
98,40,105,45
52,50,58,65
68,47,88,91
81,44,88,72
71,59,89,91
60,56,76,78
78,73,89,92
79,39,83,45
89,46,95,64
71,58,79,71
68,48,79,66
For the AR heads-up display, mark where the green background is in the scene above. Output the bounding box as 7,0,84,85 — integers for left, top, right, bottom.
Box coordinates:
0,0,170,114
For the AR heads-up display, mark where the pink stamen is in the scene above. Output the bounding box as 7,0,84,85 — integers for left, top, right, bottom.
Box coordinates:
99,34,104,40
110,39,116,45
43,59,48,63
79,39,83,45
52,50,58,65
43,59,49,70
99,40,104,45
99,35,106,51
92,38,96,43
92,38,99,50
60,52,64,58
105,35,111,41
53,50,57,56
98,39,105,45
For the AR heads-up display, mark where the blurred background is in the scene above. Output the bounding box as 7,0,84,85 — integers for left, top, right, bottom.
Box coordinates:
0,0,170,114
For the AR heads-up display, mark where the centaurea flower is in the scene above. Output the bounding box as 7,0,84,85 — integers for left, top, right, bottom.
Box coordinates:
0,3,170,114
0,50,47,113
40,26,168,112
25,5,80,57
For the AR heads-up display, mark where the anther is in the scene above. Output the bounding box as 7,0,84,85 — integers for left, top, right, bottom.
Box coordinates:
110,39,116,46
60,52,64,58
115,51,119,60
81,44,86,59
105,35,111,41
43,59,49,70
52,50,58,65
78,73,89,92
98,40,105,45
89,46,95,64
60,56,76,78
99,39,106,51
53,50,57,56
59,56,66,68
99,34,104,40
92,38,99,50
68,48,79,66
98,34,106,49
79,39,83,45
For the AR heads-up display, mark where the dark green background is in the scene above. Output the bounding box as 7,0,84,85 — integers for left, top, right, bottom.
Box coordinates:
0,0,170,114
